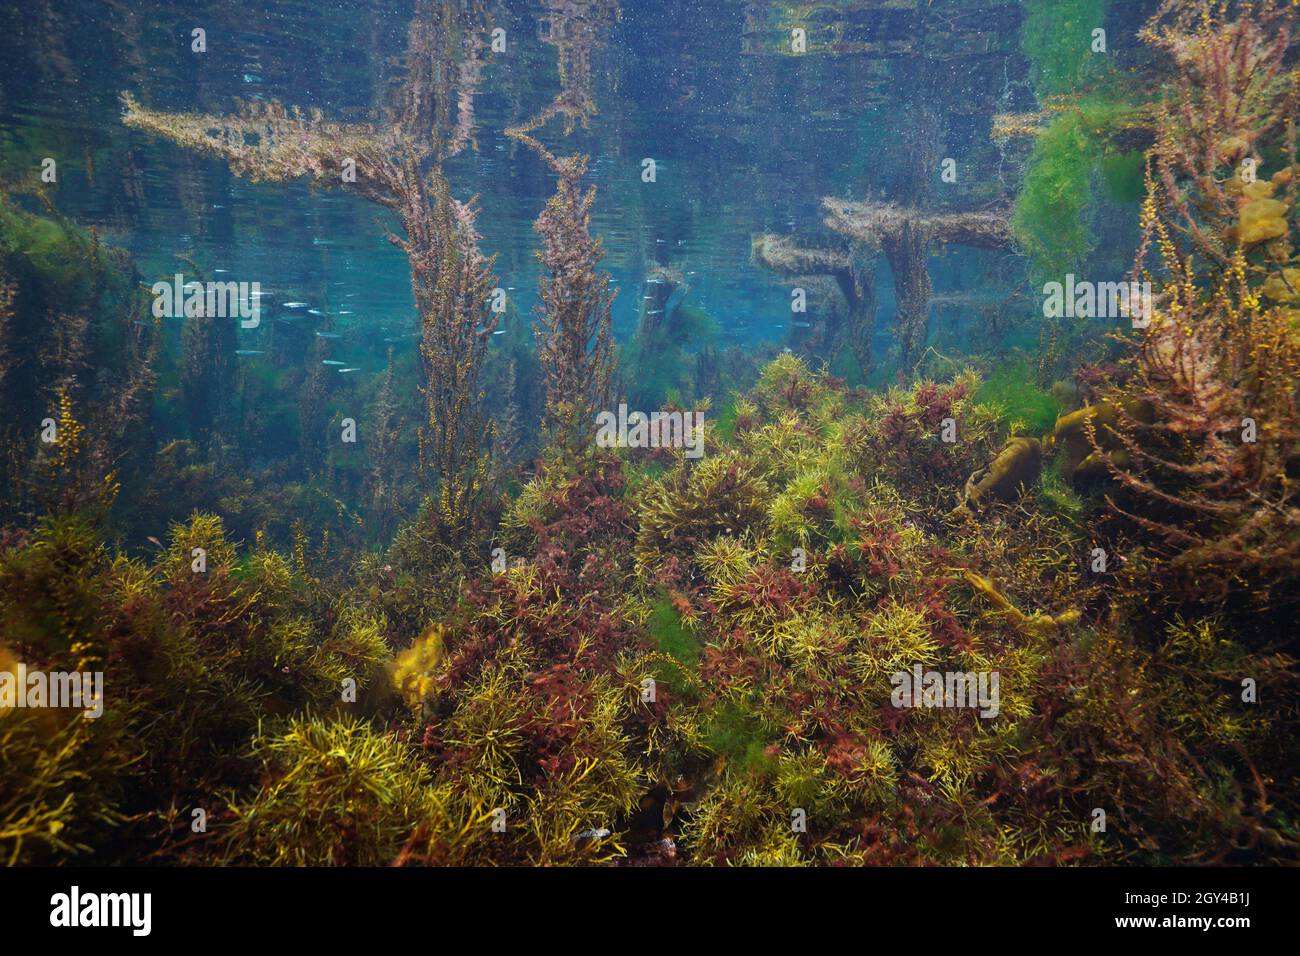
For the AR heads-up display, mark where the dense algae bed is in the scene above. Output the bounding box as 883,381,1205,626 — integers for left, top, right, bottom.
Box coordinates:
1,0,1299,866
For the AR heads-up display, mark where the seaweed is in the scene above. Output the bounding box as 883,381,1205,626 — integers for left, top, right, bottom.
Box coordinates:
0,0,1295,872
974,357,1061,435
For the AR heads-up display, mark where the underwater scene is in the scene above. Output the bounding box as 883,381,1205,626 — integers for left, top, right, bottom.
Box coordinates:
0,0,1297,873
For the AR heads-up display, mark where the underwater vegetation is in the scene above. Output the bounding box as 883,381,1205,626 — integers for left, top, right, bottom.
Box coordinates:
123,0,503,546
0,0,1298,869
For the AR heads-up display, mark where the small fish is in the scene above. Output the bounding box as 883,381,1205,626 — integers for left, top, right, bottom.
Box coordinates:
315,331,340,339
307,309,325,316
492,329,507,336
793,321,811,329
322,360,346,366
146,536,164,549
283,301,308,309
338,367,361,373
234,349,265,356
213,268,229,274
646,309,663,315
338,310,353,315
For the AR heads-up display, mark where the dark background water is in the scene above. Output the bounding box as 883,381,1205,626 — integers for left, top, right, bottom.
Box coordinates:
0,0,1157,371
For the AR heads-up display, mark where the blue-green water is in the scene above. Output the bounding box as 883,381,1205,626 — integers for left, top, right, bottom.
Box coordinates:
0,0,1152,369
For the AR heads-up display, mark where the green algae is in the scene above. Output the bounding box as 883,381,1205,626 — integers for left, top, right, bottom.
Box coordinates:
704,700,778,776
974,358,1060,434
1021,0,1109,97
647,592,702,666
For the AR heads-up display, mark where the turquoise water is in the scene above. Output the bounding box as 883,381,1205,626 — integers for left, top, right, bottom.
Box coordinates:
0,0,1152,368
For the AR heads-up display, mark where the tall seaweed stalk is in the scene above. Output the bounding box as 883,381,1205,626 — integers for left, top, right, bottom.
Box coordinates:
1103,0,1300,613
122,0,496,542
506,0,619,462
